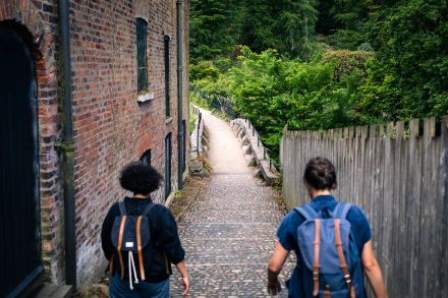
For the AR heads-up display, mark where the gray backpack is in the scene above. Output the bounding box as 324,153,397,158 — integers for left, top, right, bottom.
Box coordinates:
295,202,359,298
111,201,155,290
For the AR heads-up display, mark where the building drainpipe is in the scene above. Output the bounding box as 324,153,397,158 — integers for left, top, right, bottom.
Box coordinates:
58,0,77,289
176,0,184,189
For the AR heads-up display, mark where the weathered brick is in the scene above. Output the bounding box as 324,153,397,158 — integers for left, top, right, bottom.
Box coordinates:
1,0,189,290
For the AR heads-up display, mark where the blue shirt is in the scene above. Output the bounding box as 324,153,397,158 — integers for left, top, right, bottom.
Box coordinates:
277,195,371,297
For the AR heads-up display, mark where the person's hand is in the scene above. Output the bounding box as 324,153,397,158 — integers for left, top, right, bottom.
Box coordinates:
175,261,190,296
267,240,288,296
267,276,282,295
181,274,190,297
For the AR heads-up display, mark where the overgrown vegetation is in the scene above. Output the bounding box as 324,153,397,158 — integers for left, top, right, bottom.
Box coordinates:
190,0,448,159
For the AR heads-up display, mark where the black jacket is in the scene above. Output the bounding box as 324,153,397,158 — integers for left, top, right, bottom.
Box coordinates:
101,197,185,282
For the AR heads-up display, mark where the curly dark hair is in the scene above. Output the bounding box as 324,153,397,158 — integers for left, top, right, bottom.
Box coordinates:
303,157,337,190
119,161,163,195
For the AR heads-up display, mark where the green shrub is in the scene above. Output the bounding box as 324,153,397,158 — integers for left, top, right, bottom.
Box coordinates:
190,43,447,160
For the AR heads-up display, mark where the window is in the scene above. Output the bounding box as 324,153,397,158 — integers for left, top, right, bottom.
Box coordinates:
140,149,151,166
136,18,148,93
164,133,172,200
164,35,170,117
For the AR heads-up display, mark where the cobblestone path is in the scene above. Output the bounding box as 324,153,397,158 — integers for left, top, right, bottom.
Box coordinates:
171,111,293,297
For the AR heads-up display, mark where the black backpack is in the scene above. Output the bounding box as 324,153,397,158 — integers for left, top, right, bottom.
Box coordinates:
110,201,155,290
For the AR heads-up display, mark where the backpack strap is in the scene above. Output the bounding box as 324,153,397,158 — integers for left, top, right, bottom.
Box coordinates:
295,204,319,221
334,219,356,298
312,219,321,297
108,255,114,274
142,202,156,217
136,216,146,280
333,202,352,219
135,202,155,281
118,201,127,215
117,215,127,279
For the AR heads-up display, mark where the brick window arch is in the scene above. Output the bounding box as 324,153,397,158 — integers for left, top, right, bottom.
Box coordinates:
140,149,152,166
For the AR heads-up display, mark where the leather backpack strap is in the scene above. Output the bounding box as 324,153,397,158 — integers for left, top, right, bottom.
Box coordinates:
135,215,146,280
134,202,155,281
108,255,114,274
334,219,356,298
117,216,127,279
313,219,321,297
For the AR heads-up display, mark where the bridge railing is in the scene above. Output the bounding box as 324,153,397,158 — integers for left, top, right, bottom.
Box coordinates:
231,118,279,185
190,105,204,157
281,116,448,297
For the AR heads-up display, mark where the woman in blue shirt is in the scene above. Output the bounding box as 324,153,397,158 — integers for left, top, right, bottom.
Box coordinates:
267,157,387,298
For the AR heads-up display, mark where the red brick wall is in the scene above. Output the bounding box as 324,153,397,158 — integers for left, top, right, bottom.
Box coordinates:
69,0,189,286
0,0,65,284
1,0,189,289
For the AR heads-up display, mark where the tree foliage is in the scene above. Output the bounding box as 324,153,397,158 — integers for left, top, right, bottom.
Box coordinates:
190,0,319,60
190,0,448,159
367,0,448,119
191,48,375,157
190,0,240,61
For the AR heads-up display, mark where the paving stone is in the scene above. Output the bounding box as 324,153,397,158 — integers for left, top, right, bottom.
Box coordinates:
170,112,294,297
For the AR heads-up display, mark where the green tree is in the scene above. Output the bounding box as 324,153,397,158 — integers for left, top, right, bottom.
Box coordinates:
189,0,448,160
316,0,381,49
367,0,448,119
190,0,240,61
238,0,318,58
190,0,319,59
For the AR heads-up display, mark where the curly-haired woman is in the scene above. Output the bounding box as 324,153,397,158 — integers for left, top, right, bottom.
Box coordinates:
101,162,189,297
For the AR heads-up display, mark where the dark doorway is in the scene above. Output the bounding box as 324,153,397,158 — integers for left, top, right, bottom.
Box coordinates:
164,133,172,200
0,22,42,297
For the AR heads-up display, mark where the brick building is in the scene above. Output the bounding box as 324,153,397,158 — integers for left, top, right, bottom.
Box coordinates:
0,0,189,295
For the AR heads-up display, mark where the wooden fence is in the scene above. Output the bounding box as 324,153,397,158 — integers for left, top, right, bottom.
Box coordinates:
280,117,448,297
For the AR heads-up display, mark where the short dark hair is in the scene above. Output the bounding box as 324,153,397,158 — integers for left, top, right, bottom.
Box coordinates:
303,157,337,190
119,161,163,194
